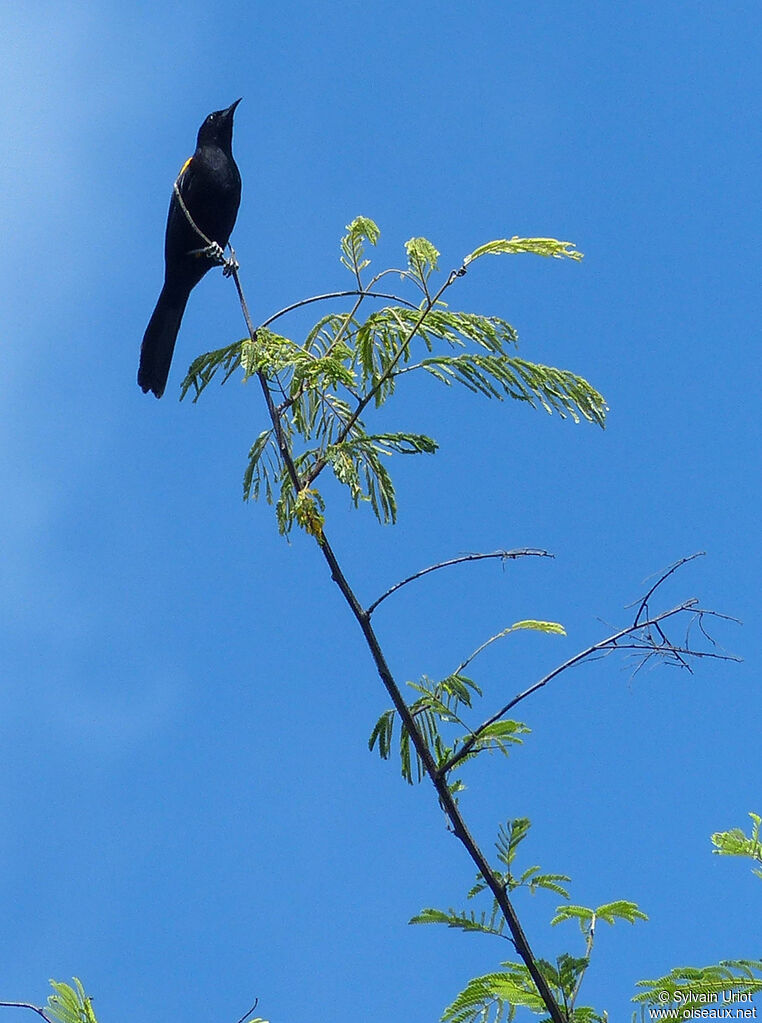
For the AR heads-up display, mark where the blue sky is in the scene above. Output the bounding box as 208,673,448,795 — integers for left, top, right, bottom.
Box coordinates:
1,2,760,1021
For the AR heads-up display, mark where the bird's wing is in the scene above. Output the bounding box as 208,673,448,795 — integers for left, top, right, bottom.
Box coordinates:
164,155,205,265
176,155,196,197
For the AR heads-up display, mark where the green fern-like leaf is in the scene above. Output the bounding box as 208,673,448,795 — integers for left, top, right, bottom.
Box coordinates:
516,867,571,899
185,220,606,541
406,236,441,285
551,901,647,930
354,308,415,404
409,907,508,941
242,429,276,503
495,818,532,869
340,216,380,277
325,433,416,523
468,820,570,900
510,620,567,636
382,307,518,356
289,344,356,394
369,672,487,784
464,720,529,758
181,340,244,401
463,237,583,265
47,979,97,1023
441,963,546,1023
241,328,295,379
712,812,762,877
368,709,395,760
439,956,606,1023
594,901,648,926
413,353,606,426
544,953,590,997
551,905,595,929
304,311,362,357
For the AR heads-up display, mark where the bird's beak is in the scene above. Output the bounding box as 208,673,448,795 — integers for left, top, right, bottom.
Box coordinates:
226,98,242,117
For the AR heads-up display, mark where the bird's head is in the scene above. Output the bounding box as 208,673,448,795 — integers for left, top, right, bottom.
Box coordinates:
197,98,241,150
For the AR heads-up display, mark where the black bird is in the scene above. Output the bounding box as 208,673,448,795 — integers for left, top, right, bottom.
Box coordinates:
138,99,242,398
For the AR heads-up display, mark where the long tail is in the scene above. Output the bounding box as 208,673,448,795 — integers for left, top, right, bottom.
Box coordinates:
138,285,190,399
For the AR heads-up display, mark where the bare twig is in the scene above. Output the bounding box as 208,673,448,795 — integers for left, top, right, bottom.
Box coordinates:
440,584,739,779
234,998,259,1023
229,265,566,1023
259,289,418,331
621,644,740,663
631,552,705,626
0,1003,53,1023
367,549,552,616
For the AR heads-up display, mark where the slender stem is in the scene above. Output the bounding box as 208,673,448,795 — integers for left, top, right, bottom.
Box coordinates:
229,267,566,1023
234,999,259,1023
0,1004,53,1023
368,267,424,294
568,916,595,1013
454,625,523,678
367,549,552,616
230,268,302,489
259,289,418,330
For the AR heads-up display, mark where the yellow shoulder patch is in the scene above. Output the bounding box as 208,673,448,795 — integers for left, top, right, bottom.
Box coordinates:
179,156,192,174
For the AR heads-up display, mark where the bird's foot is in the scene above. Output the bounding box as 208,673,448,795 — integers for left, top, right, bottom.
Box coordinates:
188,242,226,265
222,247,239,277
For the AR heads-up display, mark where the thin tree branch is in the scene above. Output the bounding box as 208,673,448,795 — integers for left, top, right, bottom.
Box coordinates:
229,266,566,1023
440,597,740,780
233,999,259,1023
0,1004,53,1023
631,552,705,626
259,289,418,331
439,600,702,778
315,539,565,1023
367,549,552,616
690,607,742,625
